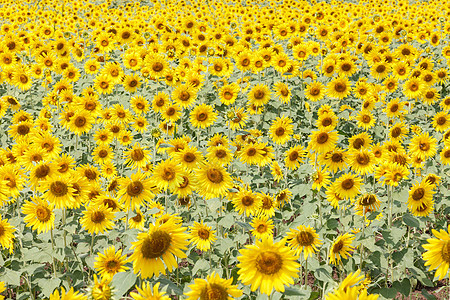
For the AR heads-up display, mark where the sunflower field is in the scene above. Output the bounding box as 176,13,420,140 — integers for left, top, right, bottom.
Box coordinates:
1,0,450,299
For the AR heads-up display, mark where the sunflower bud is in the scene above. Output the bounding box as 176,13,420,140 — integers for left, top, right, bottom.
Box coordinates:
151,128,161,138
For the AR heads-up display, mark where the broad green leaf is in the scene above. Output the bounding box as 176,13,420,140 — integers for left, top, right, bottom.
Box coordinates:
112,271,137,297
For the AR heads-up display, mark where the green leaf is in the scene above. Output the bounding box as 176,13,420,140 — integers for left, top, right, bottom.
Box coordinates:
403,213,420,228
378,287,397,298
393,279,411,296
326,219,339,230
421,289,437,300
218,214,235,228
156,277,183,295
1,269,21,286
192,259,209,275
111,271,137,297
40,278,61,298
284,286,311,297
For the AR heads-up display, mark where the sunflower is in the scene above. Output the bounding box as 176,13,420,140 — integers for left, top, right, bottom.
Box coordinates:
232,188,262,217
161,103,181,123
284,145,306,170
123,74,141,93
327,76,351,100
273,81,291,104
269,116,294,145
283,225,322,260
186,271,243,300
49,287,87,300
271,161,283,182
0,217,15,253
219,82,240,105
305,81,326,102
308,130,339,154
128,209,146,231
320,148,348,173
94,245,129,281
189,221,217,252
195,162,233,199
124,143,151,170
248,84,271,107
21,196,54,234
69,110,95,136
151,159,184,192
317,112,338,131
190,104,218,129
333,173,363,200
206,145,233,166
422,224,450,280
312,168,331,191
329,233,355,265
403,77,425,99
250,215,274,240
382,162,409,187
40,176,76,209
172,83,197,109
349,132,373,151
146,55,169,78
355,193,381,216
257,192,278,218
409,132,437,161
171,145,204,170
129,218,189,279
131,282,170,300
355,110,375,130
349,148,375,175
237,236,300,295
407,180,434,215
92,145,114,165
432,111,450,132
440,147,450,165
80,204,115,234
117,172,155,210
94,74,115,95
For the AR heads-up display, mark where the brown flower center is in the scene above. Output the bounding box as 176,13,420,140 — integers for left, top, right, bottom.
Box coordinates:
412,188,425,201
127,181,144,197
207,169,223,183
141,231,172,259
36,205,51,222
296,231,314,246
50,181,68,197
35,165,50,178
256,251,283,275
317,132,328,144
341,178,354,190
131,149,145,161
91,211,105,223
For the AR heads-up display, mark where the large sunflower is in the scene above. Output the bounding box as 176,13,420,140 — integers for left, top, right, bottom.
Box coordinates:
329,233,355,265
190,104,218,129
269,116,294,145
283,225,323,260
308,130,339,154
151,159,184,192
248,84,271,107
189,221,217,252
326,76,351,99
195,162,233,199
237,236,300,295
80,204,115,234
94,245,129,281
408,132,437,161
131,282,170,300
129,218,189,279
0,217,15,253
21,196,54,234
185,271,243,300
422,224,450,280
333,173,363,200
117,172,155,210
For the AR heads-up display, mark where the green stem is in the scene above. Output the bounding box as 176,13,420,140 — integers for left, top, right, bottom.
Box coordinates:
50,229,57,277
360,214,365,270
304,258,308,288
